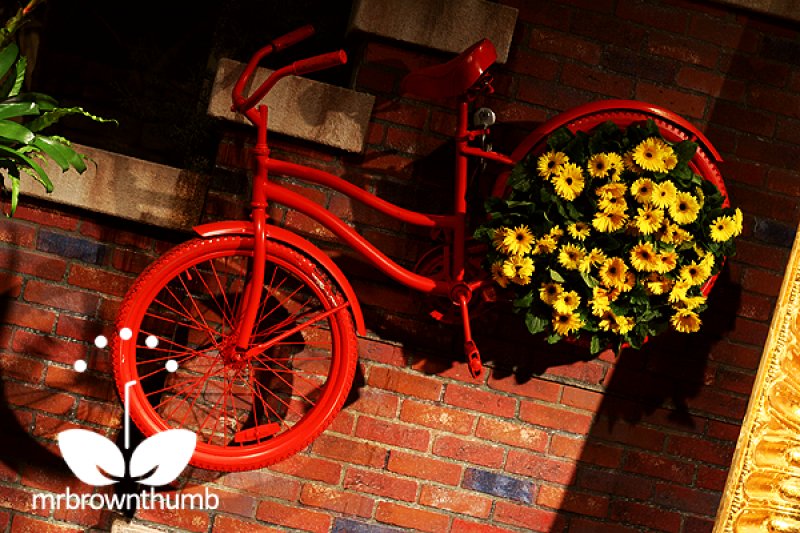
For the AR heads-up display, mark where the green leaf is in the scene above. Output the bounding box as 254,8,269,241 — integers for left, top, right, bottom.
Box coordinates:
547,127,573,151
32,136,80,172
590,335,601,355
8,54,25,98
7,170,19,216
0,43,19,81
550,269,565,283
513,291,534,309
0,101,38,120
0,144,52,192
0,119,33,143
525,312,547,335
674,140,698,164
580,271,599,288
27,106,117,133
546,333,563,344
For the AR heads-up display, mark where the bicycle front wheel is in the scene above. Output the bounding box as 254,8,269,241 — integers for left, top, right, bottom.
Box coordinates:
113,236,358,471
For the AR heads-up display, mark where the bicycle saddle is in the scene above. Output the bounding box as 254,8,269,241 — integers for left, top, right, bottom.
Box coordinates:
400,39,497,99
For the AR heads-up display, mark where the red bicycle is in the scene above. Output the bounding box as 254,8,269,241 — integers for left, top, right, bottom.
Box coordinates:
112,26,727,471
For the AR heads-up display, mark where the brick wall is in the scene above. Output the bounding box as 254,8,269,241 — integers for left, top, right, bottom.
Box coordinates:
1,0,798,532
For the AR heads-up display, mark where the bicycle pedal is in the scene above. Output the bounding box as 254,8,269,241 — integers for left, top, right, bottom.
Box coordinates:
234,422,280,443
464,340,483,379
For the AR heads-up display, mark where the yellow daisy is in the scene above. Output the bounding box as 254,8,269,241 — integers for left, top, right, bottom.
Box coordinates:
592,210,627,233
623,152,644,173
553,290,581,314
615,315,635,335
634,205,664,235
590,287,611,316
579,248,608,273
596,182,626,199
549,225,565,241
493,227,512,253
621,271,637,293
552,311,583,336
710,215,736,242
491,261,509,288
503,224,535,255
680,261,710,286
539,282,563,305
598,310,617,332
645,273,673,295
655,251,678,274
668,280,691,304
671,309,702,333
533,235,558,255
558,243,586,270
651,180,677,209
631,178,655,204
677,294,707,310
567,222,591,241
537,151,569,178
662,147,678,171
732,208,743,236
598,193,628,214
669,192,700,225
629,242,659,272
633,137,668,172
588,153,612,178
502,255,535,285
606,152,624,180
552,163,585,201
599,257,628,290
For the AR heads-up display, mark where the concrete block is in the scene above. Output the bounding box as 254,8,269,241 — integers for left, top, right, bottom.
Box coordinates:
349,0,518,64
20,144,209,231
208,58,375,153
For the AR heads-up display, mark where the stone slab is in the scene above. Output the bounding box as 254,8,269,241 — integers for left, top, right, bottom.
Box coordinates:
20,144,209,231
208,58,375,153
110,520,165,533
349,0,518,64
716,0,800,22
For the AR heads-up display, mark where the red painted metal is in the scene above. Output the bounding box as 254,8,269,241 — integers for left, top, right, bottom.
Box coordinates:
400,39,497,99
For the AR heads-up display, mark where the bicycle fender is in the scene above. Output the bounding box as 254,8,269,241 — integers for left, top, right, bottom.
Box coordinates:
193,221,366,335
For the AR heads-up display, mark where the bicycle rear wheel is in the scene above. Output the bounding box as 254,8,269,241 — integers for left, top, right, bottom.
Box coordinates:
113,236,357,471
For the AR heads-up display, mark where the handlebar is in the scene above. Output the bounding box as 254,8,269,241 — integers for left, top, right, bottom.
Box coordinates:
231,25,348,118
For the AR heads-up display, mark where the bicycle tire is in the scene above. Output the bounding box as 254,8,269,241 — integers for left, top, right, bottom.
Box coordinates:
112,236,358,472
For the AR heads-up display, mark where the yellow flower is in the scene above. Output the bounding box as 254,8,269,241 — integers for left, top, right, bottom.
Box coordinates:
592,210,627,233
615,315,635,335
590,287,611,316
629,242,659,272
732,208,743,236
621,271,637,292
596,182,626,199
491,261,509,288
633,137,669,172
599,257,628,290
558,243,586,270
549,225,565,241
658,219,678,244
631,178,655,204
539,282,563,305
669,192,700,225
579,248,607,273
567,222,591,241
655,251,678,274
503,225,536,256
554,290,581,314
598,310,617,332
537,151,569,178
606,152,624,180
710,215,736,242
533,235,558,255
651,180,677,209
661,146,678,171
493,227,512,253
669,280,691,304
588,153,612,178
552,163,585,201
680,261,710,286
552,311,583,336
623,152,644,173
677,294,707,310
634,205,664,235
503,255,535,285
671,309,702,333
645,273,673,295
672,227,694,245
598,192,628,214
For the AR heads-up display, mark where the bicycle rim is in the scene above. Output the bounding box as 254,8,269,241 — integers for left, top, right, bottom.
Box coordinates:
113,236,357,471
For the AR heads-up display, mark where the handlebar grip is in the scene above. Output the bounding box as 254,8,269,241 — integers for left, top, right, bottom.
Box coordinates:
271,25,315,52
292,50,348,75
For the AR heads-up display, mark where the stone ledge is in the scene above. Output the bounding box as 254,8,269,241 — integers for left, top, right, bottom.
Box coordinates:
716,0,800,23
20,144,209,231
208,58,375,153
349,0,518,64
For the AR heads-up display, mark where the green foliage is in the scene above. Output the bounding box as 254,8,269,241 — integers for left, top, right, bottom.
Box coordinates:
0,3,114,215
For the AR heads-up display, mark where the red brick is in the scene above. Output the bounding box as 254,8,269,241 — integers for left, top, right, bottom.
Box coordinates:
776,116,800,145
636,82,708,119
111,248,155,274
0,485,50,516
13,205,80,231
519,401,593,435
696,464,730,491
685,516,716,533
624,451,695,484
568,518,641,533
736,135,800,169
549,435,623,468
655,482,721,517
749,85,800,120
677,67,744,101
23,280,101,315
387,450,462,485
4,301,56,332
400,399,475,434
373,100,428,129
385,127,445,157
356,64,398,94
212,515,282,533
360,152,415,177
506,451,576,484
269,454,342,485
494,501,566,532
54,315,103,343
487,373,562,402
0,219,37,247
738,241,790,272
221,470,301,501
544,359,607,385
10,515,82,533
443,383,516,418
486,99,549,125
706,419,742,441
76,399,122,428
283,211,337,242
617,0,688,33
561,63,634,99
720,159,766,187
0,271,22,297
300,484,374,517
537,485,609,517
32,413,82,440
570,9,647,48
4,381,76,415
67,264,132,297
367,366,442,401
710,101,775,137
355,416,430,452
530,28,602,64
518,77,592,113
311,434,387,468
44,365,115,401
450,519,518,533
136,505,211,532
0,353,46,382
419,485,493,518
432,435,505,468
344,467,418,502
11,329,87,365
475,417,547,452
505,46,560,79
375,501,450,533
560,386,604,411
646,32,719,69
610,500,681,532
727,317,770,347
52,505,114,528
709,340,762,370
256,500,331,533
